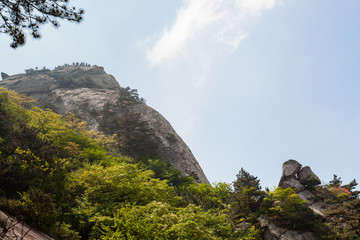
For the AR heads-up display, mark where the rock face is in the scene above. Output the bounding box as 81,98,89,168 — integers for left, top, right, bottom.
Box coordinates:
281,160,302,178
298,167,321,187
1,72,9,80
0,65,209,184
259,215,317,240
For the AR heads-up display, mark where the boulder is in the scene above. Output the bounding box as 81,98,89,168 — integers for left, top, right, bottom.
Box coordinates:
309,202,326,217
282,160,302,178
258,214,270,228
279,230,316,240
297,190,316,205
279,178,305,193
297,166,321,187
236,222,252,231
259,215,286,240
269,223,287,239
1,72,9,80
259,214,317,240
264,230,280,240
280,230,301,240
300,232,317,240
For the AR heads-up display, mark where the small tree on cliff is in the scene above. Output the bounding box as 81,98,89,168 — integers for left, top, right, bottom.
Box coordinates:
229,168,265,223
99,88,157,158
233,168,261,192
0,0,84,48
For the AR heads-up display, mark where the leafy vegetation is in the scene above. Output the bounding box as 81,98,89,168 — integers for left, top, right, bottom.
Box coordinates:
228,168,265,224
0,88,234,239
0,87,359,239
260,187,319,230
95,202,233,240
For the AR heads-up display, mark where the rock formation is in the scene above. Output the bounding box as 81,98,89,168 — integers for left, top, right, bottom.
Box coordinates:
259,215,317,240
0,65,209,184
278,159,326,216
1,72,9,80
259,159,330,240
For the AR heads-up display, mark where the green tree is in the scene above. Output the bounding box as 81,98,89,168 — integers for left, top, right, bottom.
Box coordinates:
342,179,360,199
0,0,84,48
66,164,178,238
233,167,261,193
329,174,342,188
178,182,231,210
99,90,159,158
323,199,360,239
95,201,233,240
135,157,192,187
229,187,265,223
229,168,265,223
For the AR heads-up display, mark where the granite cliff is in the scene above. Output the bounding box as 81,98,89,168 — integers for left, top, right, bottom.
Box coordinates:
0,65,209,184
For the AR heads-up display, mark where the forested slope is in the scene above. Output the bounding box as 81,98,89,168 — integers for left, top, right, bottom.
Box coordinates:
0,88,359,239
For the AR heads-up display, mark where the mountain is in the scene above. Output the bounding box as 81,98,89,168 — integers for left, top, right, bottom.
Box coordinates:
0,65,209,184
2,66,358,240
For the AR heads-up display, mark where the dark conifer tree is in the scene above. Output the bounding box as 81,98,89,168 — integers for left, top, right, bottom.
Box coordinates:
0,0,84,48
233,167,261,192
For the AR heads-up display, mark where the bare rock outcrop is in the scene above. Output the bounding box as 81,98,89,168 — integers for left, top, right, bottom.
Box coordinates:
278,160,327,216
279,160,320,192
259,160,331,239
281,160,302,178
298,167,321,187
0,65,209,183
259,215,317,240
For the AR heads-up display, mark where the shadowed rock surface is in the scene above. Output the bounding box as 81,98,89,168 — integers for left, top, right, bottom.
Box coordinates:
0,65,209,184
298,167,321,187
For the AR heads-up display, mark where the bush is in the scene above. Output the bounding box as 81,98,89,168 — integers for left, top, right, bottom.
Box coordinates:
95,201,233,240
177,182,231,210
323,199,360,239
260,187,318,230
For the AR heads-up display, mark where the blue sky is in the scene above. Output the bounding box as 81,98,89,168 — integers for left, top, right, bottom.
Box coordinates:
1,0,360,188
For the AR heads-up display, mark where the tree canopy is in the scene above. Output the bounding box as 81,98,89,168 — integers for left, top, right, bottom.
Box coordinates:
0,87,359,239
0,0,84,48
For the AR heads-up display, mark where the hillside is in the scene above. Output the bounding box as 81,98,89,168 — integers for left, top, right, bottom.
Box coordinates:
0,65,208,184
0,67,359,239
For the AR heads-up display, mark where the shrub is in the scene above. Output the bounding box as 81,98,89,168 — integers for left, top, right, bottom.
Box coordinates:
95,201,233,240
261,187,318,230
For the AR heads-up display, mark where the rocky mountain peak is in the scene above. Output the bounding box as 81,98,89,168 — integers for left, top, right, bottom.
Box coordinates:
0,65,209,184
1,65,120,96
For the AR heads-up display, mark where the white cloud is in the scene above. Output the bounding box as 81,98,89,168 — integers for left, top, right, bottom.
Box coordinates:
147,0,279,66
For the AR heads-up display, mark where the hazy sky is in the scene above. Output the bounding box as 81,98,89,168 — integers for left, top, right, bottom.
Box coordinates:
1,0,360,188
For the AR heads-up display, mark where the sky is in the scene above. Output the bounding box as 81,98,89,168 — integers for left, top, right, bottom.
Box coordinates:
1,0,360,188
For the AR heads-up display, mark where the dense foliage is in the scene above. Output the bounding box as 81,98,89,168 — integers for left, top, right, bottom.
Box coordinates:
0,88,235,239
260,187,319,230
0,87,359,239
